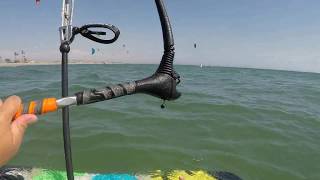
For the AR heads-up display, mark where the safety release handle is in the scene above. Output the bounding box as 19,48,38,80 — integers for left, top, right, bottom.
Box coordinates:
74,24,120,44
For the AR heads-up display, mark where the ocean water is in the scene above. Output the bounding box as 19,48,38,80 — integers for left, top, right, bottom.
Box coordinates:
0,64,319,180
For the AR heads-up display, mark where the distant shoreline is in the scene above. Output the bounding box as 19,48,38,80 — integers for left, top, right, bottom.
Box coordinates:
1,62,319,74
0,62,112,67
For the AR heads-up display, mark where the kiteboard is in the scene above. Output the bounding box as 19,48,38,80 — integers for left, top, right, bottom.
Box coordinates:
0,167,242,180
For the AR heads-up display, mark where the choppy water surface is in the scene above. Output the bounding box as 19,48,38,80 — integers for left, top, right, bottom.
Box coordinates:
0,64,319,180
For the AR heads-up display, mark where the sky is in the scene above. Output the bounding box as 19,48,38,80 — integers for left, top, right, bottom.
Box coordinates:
1,0,320,72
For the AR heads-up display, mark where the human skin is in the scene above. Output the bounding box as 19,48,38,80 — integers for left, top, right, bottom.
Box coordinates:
0,96,37,167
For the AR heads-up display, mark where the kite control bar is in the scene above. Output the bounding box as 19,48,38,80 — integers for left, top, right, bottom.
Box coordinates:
16,1,180,180
14,71,181,119
14,0,181,120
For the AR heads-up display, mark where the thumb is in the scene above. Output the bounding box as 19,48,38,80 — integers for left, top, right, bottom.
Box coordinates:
11,114,38,146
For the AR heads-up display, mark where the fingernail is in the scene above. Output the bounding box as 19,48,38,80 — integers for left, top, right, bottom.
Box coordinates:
24,114,38,123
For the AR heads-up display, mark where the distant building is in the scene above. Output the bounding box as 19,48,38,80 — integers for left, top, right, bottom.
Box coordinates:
14,52,19,62
5,58,12,63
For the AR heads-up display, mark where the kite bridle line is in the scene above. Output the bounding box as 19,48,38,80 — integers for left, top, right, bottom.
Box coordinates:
10,2,179,179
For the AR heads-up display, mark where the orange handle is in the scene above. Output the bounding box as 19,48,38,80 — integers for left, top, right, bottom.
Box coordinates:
14,98,58,120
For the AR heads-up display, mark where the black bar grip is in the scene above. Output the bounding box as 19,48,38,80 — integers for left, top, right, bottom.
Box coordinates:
75,82,136,105
75,73,180,105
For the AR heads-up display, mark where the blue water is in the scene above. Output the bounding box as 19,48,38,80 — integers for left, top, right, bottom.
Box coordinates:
1,64,319,180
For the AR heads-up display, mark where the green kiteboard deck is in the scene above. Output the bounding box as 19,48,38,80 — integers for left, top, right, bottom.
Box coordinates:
0,167,242,180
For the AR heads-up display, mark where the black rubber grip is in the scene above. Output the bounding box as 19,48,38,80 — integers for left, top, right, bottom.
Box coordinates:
75,82,136,105
75,72,180,106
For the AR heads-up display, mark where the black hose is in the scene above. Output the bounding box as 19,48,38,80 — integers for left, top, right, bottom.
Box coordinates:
60,43,74,180
155,0,174,49
155,0,179,81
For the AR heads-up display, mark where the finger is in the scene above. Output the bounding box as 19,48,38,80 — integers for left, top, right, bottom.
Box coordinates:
0,98,3,107
0,96,21,124
11,114,38,146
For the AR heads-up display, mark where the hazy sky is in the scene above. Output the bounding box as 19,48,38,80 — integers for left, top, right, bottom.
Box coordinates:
1,0,320,72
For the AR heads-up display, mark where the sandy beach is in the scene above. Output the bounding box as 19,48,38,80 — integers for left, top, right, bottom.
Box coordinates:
0,62,57,67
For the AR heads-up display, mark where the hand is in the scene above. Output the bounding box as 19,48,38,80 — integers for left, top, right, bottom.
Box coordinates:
0,96,38,167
